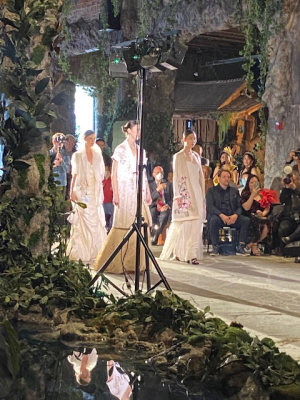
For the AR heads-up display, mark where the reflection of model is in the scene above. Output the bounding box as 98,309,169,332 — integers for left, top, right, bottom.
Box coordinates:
67,348,98,386
106,360,132,400
67,130,107,264
160,129,205,264
93,120,151,273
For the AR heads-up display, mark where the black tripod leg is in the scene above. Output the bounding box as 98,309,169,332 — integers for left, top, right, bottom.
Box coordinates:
88,226,136,288
133,223,171,291
142,222,151,290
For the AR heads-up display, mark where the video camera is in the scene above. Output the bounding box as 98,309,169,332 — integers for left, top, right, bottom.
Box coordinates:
54,134,66,153
294,151,300,158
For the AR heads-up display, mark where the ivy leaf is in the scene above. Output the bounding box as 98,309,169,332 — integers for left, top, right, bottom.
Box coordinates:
35,77,50,95
40,295,48,304
52,91,66,106
47,110,57,118
36,121,47,129
13,161,31,171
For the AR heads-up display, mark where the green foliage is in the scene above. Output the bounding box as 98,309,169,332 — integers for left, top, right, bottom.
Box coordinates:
0,255,108,317
34,154,46,189
0,0,60,188
0,324,14,397
144,112,174,158
1,317,20,378
218,113,231,146
238,0,283,96
32,44,46,65
17,169,28,189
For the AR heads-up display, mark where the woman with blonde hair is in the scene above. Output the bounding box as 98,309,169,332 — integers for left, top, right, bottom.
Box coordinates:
93,120,152,274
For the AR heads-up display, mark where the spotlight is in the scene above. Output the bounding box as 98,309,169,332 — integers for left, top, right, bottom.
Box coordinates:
108,31,187,78
159,37,188,70
122,44,140,74
109,54,130,78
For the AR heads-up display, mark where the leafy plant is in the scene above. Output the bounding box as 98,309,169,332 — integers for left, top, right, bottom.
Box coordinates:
218,113,232,147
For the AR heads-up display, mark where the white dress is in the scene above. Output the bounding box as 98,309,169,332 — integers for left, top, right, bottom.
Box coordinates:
160,150,205,262
67,147,107,264
93,139,151,273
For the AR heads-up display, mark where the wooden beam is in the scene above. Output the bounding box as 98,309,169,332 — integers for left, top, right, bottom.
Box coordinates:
218,82,246,109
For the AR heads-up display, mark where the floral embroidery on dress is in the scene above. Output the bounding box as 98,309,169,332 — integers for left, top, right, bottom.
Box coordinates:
175,177,195,216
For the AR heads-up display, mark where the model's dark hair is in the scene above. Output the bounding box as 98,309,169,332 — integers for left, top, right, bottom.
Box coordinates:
183,128,196,138
242,173,259,193
122,120,139,134
84,130,95,138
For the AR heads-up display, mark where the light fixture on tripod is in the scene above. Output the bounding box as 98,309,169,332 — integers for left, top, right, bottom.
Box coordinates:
90,32,187,294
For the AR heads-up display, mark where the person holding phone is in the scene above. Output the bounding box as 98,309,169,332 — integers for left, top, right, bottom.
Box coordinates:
286,148,300,177
241,174,273,255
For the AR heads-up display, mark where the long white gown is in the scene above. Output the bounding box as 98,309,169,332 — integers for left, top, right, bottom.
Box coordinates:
93,139,151,274
67,147,107,264
160,151,205,262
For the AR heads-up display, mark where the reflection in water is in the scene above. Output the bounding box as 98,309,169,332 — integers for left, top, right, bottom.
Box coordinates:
2,334,228,400
67,348,98,386
106,360,132,400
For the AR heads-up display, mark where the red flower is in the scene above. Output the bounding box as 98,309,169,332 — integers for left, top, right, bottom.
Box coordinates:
259,189,277,209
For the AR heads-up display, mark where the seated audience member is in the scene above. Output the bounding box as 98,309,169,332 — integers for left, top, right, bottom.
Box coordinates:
96,138,111,167
239,152,260,190
241,174,275,256
213,147,239,187
149,166,173,245
193,143,209,166
103,164,114,232
278,171,300,248
203,165,213,195
167,171,173,184
206,169,250,256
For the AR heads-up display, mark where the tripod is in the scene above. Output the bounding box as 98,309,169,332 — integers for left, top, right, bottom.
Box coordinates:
89,68,171,294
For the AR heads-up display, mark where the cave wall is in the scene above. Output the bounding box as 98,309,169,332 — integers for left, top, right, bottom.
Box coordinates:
263,0,300,188
64,0,299,186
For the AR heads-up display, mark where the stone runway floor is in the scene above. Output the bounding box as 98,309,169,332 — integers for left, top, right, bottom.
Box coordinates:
91,247,300,360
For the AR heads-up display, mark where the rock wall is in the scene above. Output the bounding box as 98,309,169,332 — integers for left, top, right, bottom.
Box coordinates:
263,0,300,188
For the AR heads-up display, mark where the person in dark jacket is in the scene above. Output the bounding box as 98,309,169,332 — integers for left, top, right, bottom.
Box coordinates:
149,166,173,245
206,169,250,256
278,172,300,248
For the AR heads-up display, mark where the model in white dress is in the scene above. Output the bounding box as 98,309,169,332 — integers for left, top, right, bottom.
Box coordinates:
67,131,107,264
160,129,206,264
93,121,152,274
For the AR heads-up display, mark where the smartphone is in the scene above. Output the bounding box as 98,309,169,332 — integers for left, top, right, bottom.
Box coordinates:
254,181,260,189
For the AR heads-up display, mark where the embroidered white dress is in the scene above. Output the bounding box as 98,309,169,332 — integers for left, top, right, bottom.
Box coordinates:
160,150,205,262
93,139,151,274
67,146,107,264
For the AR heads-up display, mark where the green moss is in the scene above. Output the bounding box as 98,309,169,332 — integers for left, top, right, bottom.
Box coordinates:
32,45,46,65
269,384,300,399
28,228,44,249
17,169,28,190
34,154,45,189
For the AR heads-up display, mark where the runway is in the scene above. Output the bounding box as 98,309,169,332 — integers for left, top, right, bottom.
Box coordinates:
91,247,300,360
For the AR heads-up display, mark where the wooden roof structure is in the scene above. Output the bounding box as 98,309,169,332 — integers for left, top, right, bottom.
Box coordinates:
173,79,262,119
